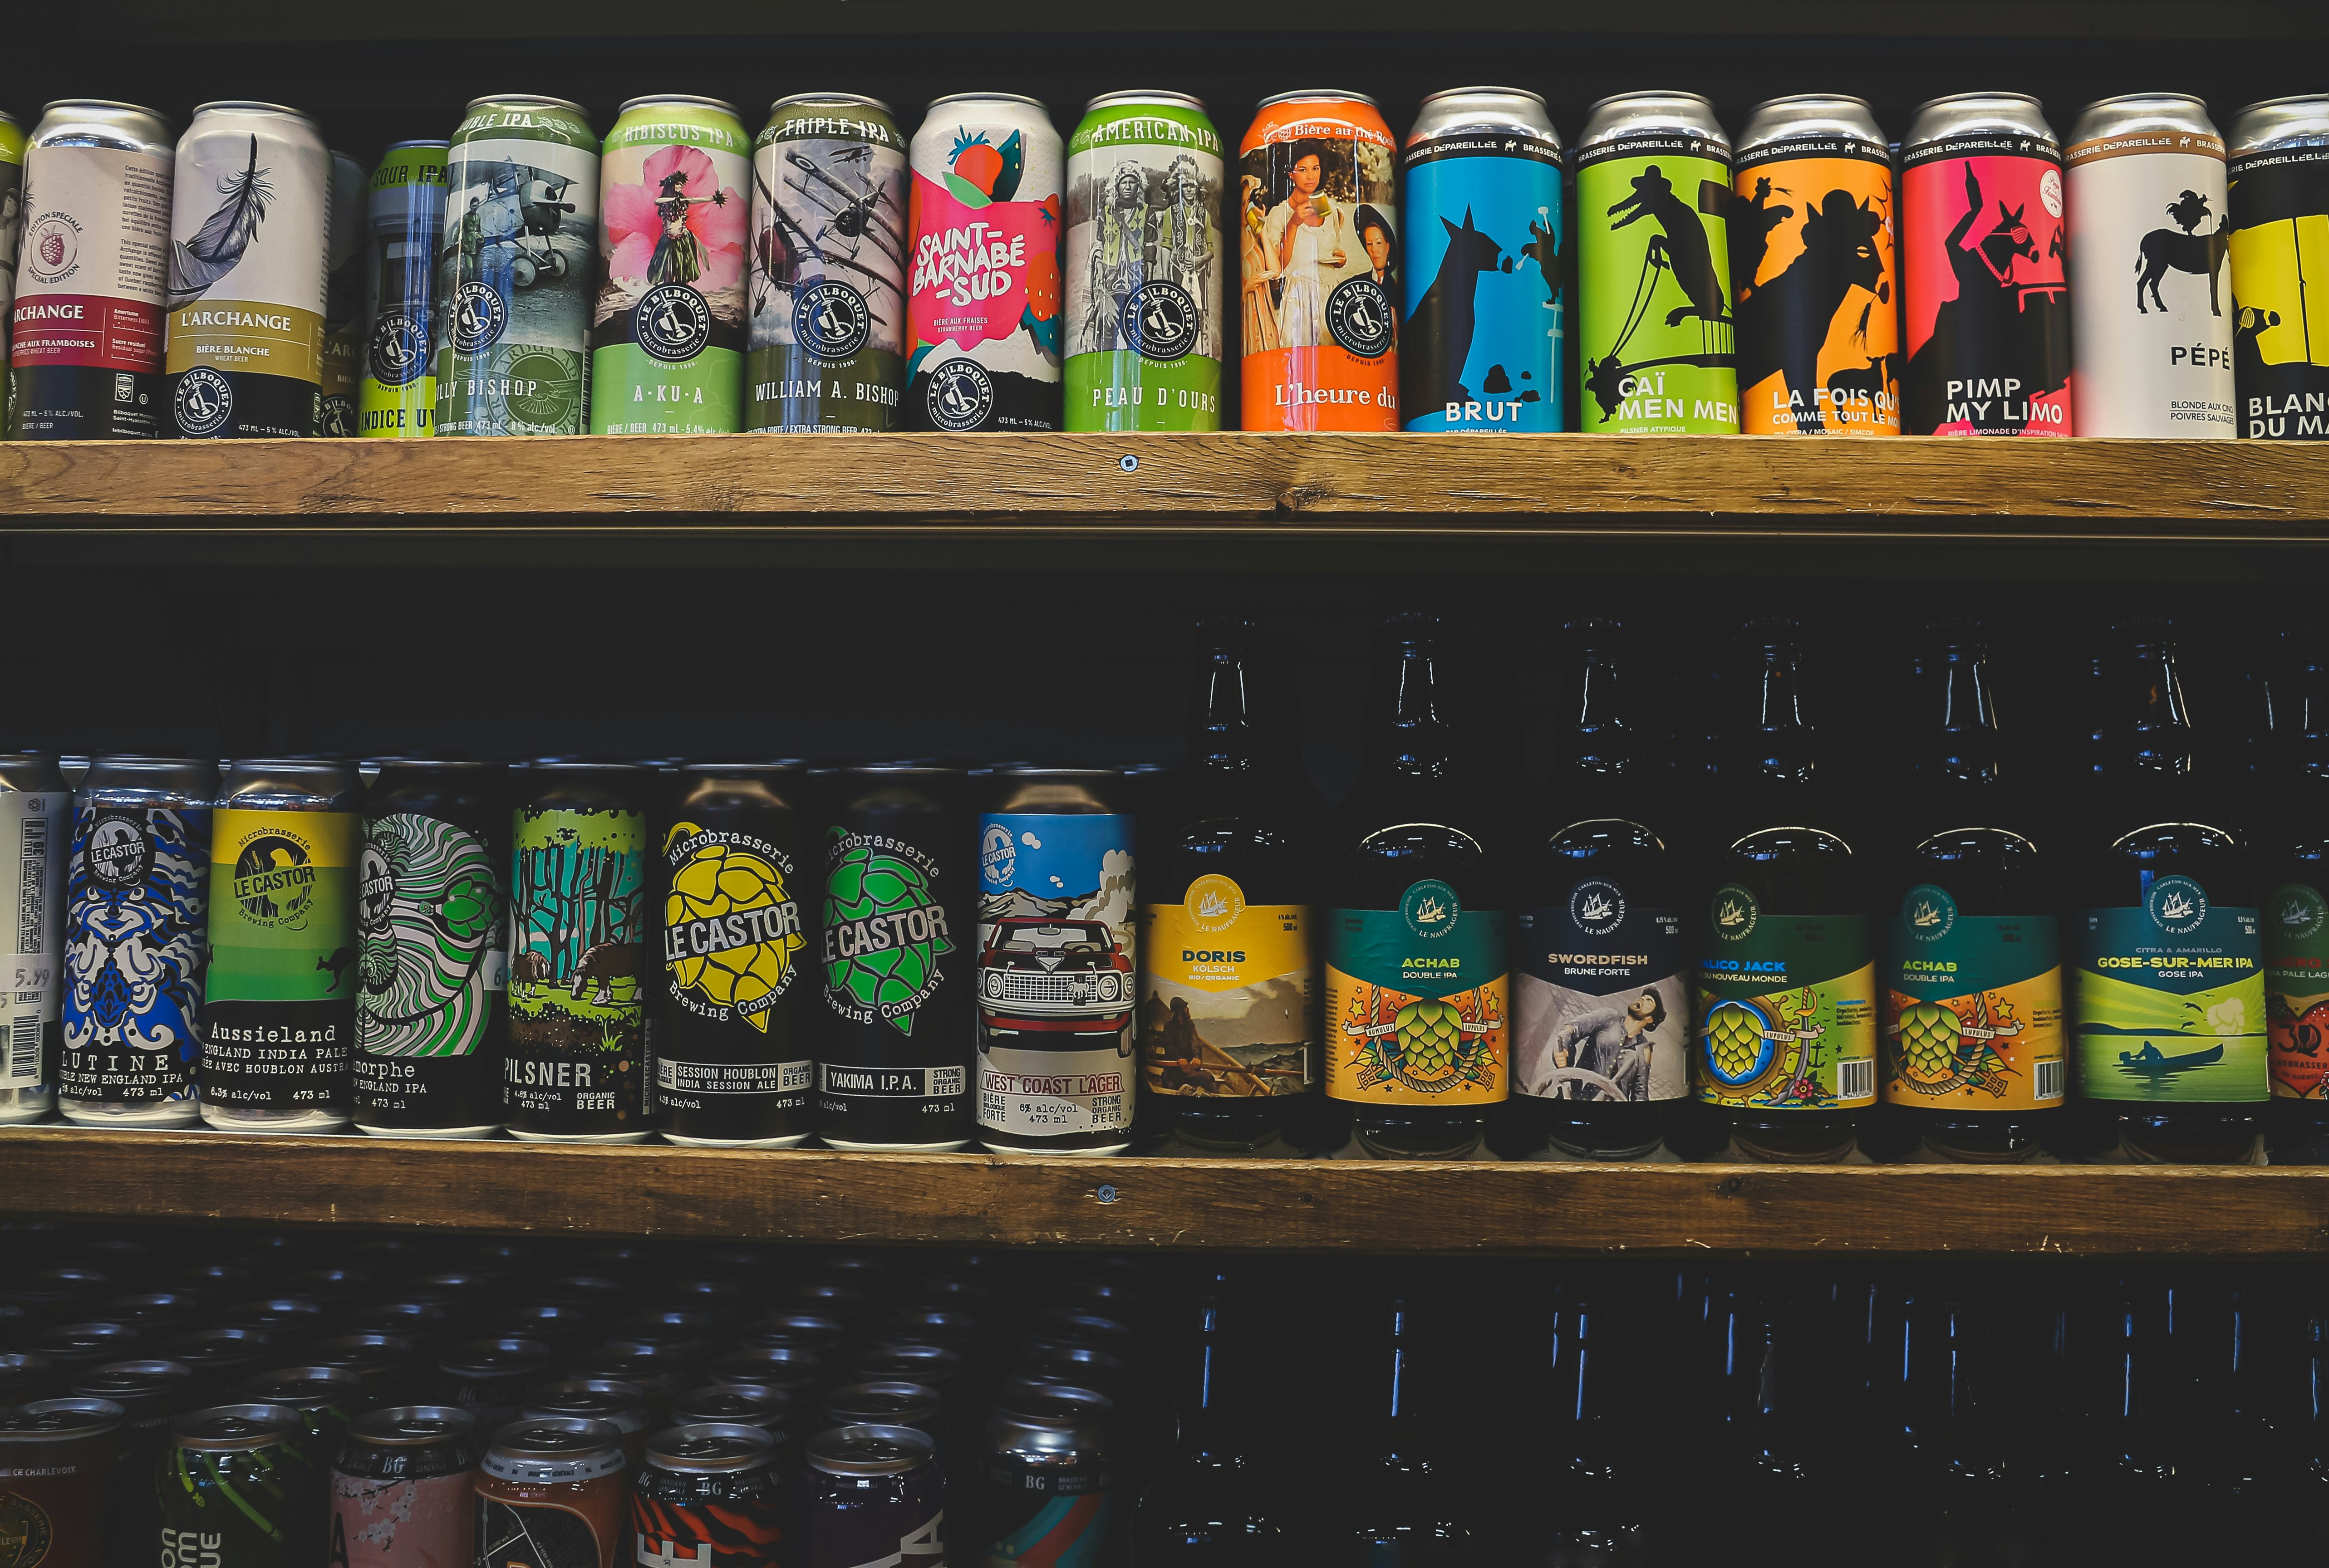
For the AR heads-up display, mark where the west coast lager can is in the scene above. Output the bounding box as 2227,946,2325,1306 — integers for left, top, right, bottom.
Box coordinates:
0,1396,125,1568
359,142,448,437
747,94,908,432
906,93,1065,431
2229,95,2329,439
0,755,67,1126
321,148,368,437
161,1404,327,1568
1064,91,1225,432
474,1418,627,1568
327,1405,481,1568
0,112,21,397
164,102,331,438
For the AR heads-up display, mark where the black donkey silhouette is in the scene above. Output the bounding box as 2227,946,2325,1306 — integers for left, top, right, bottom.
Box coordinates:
1607,164,1730,328
1402,206,1512,419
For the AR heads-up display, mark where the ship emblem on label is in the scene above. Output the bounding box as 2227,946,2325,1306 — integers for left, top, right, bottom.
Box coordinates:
926,358,996,431
2146,874,2209,936
1122,280,1198,361
637,282,713,363
450,280,508,352
2276,882,2327,942
663,826,805,1030
1902,883,1959,944
1325,276,1394,358
1400,878,1461,940
1568,878,1626,938
1710,882,1761,942
1183,874,1246,936
370,310,430,386
172,367,233,436
794,280,872,362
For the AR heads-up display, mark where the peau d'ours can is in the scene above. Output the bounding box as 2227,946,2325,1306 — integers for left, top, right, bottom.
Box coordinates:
359,142,449,437
161,1403,327,1568
474,1418,628,1568
0,755,68,1126
328,1405,480,1568
321,148,369,437
630,1425,788,1568
747,93,909,432
973,1387,1115,1568
806,1424,943,1568
0,1396,125,1568
2230,95,2329,438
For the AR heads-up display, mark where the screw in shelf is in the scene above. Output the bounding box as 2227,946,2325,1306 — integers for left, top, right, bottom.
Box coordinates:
1096,1184,1119,1204
1118,455,1138,473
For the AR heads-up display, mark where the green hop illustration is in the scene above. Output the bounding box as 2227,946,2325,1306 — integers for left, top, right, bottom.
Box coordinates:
1393,999,1465,1081
1895,1000,1963,1083
1707,1004,1766,1079
825,839,952,1036
442,872,499,942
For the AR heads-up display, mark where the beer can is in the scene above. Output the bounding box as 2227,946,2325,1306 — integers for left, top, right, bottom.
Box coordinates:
432,1338,552,1436
506,763,651,1142
707,1347,821,1399
201,759,361,1132
484,1305,595,1355
655,764,813,1147
0,755,66,1125
0,1356,50,1405
233,1364,365,1455
0,112,21,394
1576,91,1739,433
1733,94,1901,435
521,1378,649,1469
304,1335,422,1405
71,1359,193,1562
1012,1343,1124,1398
1238,91,1399,429
905,93,1065,432
974,769,1137,1155
360,142,450,436
845,1346,958,1401
569,1341,691,1423
631,1425,785,1568
1400,87,1566,432
354,760,508,1138
818,765,974,1151
590,95,751,434
474,1418,627,1568
1901,92,2072,436
1064,91,1225,432
57,757,216,1128
22,1324,141,1379
94,1294,200,1334
0,1396,125,1568
211,1298,324,1339
747,93,908,432
321,148,369,436
972,1387,1115,1568
328,1405,481,1568
164,102,332,438
806,1424,943,1568
337,1303,451,1350
2229,94,2329,439
818,1382,940,1441
161,1404,324,1567
7,101,175,439
668,1384,790,1440
737,1312,846,1355
154,1330,275,1396
434,94,597,436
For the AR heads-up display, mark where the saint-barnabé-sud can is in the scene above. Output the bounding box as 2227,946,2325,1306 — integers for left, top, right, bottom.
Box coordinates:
655,765,814,1148
162,1403,328,1568
434,95,596,437
321,148,369,437
360,142,450,437
747,94,909,433
164,102,331,438
592,96,752,434
1399,87,1566,432
1063,92,1225,432
0,756,67,1126
2229,96,2329,439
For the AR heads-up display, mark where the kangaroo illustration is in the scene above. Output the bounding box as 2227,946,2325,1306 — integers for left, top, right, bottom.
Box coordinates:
314,946,354,994
1904,162,2069,433
570,941,637,1006
1606,163,1730,328
510,951,550,997
1402,207,1509,419
2135,191,2231,315
1733,187,1885,432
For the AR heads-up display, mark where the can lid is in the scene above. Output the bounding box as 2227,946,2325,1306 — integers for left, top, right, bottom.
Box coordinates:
742,1312,847,1348
617,94,743,119
234,1366,363,1409
851,1343,962,1382
437,1338,554,1378
769,92,894,118
0,1397,127,1441
462,95,590,119
645,1423,776,1472
1031,1308,1132,1345
880,1309,977,1349
1252,89,1380,111
710,1346,823,1390
347,1406,479,1446
1905,90,2050,135
925,92,1050,116
382,140,453,151
0,1354,52,1387
995,1384,1114,1426
523,1379,649,1425
2231,93,2329,125
518,759,655,773
1081,90,1209,117
669,1383,792,1428
1583,88,1718,116
26,1322,140,1358
190,102,319,128
341,1303,450,1334
69,1360,194,1402
157,1328,275,1365
1744,92,1875,115
821,1381,943,1427
1416,86,1548,111
215,1298,324,1333
171,1403,305,1451
38,99,171,126
305,1335,418,1372
808,1423,935,1476
486,1416,625,1461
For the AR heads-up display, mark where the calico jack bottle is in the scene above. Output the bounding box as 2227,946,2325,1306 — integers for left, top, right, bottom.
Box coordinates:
2263,631,2329,1162
1130,1275,1283,1565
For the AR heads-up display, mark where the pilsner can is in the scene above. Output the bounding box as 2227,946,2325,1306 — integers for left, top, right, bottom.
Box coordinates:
321,148,368,436
328,1405,480,1568
0,1396,125,1568
360,142,449,436
474,1418,628,1568
0,755,67,1125
0,112,22,392
972,1387,1115,1568
2229,94,2329,439
161,1404,325,1568
630,1425,787,1568
806,1425,943,1568
164,102,332,438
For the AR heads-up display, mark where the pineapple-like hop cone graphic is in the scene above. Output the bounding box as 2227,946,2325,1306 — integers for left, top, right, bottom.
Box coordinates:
666,833,803,1031
1888,992,2020,1098
1702,987,1827,1101
1343,984,1502,1094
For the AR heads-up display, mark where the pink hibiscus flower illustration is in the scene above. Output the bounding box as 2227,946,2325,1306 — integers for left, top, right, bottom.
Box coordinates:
602,144,747,294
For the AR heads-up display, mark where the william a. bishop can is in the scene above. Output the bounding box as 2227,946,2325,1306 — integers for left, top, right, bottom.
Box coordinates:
0,755,69,1126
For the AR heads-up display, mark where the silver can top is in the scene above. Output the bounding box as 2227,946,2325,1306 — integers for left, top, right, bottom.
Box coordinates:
170,1402,305,1451
188,101,320,133
669,1382,791,1431
0,1397,126,1443
345,1406,479,1448
769,92,895,119
1735,94,1886,160
1252,89,1379,112
1579,91,1727,157
33,101,175,154
924,92,1049,116
821,1381,943,1430
464,94,589,118
482,1416,627,1481
808,1423,935,1477
983,1384,1113,1460
2067,93,2220,154
2227,94,2329,156
615,95,744,122
1081,91,1210,118
523,1379,648,1429
645,1423,776,1474
1406,88,1559,154
1903,93,2055,153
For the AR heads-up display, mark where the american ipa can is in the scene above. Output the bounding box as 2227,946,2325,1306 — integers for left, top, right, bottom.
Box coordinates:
805,1425,944,1568
321,147,368,437
2229,95,2329,439
630,1425,787,1568
360,141,449,437
474,1419,627,1568
328,1405,481,1568
162,1404,326,1568
0,755,67,1126
0,1396,125,1568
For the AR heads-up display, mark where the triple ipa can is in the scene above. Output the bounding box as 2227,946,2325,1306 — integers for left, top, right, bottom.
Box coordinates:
804,1424,944,1568
161,1404,326,1568
328,1405,481,1568
0,755,68,1126
629,1425,787,1568
974,1387,1115,1568
321,148,369,437
164,102,332,439
590,96,752,434
0,1397,126,1568
747,94,909,432
1901,93,2072,436
1732,94,1901,436
2229,95,2329,438
359,142,449,437
1238,90,1400,429
474,1418,627,1568
906,93,1065,431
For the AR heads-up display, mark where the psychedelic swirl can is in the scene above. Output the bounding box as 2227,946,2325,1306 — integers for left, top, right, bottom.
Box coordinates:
0,112,22,391
1064,91,1224,432
630,1425,787,1568
805,1424,943,1568
321,148,369,437
328,1405,480,1568
591,95,751,434
0,755,67,1126
474,1418,627,1568
359,142,449,437
2229,95,2329,439
1881,879,2065,1115
0,1396,125,1568
160,1403,326,1568
747,93,908,432
1238,90,1399,430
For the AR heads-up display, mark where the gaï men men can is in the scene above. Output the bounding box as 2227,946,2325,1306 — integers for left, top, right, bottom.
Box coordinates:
0,755,67,1127
2229,94,2329,439
360,141,450,437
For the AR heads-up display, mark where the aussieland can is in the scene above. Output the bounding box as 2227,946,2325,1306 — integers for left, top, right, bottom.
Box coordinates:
0,113,22,392
164,102,331,438
747,93,908,433
0,755,67,1126
1400,87,1566,433
321,148,368,437
359,142,449,437
2229,95,2329,439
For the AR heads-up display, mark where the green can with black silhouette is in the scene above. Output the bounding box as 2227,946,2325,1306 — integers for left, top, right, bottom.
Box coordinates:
158,1404,327,1568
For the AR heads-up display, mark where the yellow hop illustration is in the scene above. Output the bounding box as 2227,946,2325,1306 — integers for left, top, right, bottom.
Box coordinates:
665,837,801,1033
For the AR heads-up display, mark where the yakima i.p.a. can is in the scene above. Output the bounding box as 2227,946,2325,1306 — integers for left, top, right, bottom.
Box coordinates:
328,1405,481,1568
2229,95,2329,439
320,147,368,436
0,755,67,1126
360,142,449,436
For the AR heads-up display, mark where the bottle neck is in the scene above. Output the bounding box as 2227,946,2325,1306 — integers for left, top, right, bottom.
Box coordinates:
2277,657,2329,784
1186,642,1272,791
1908,646,2001,794
1552,1296,1615,1427
1178,1293,1233,1456
1376,1301,1426,1461
1559,644,1632,784
1364,640,1459,785
2095,639,2196,783
1743,644,1818,790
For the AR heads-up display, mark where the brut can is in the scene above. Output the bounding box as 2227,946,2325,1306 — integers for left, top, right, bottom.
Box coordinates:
160,1404,324,1566
806,1424,943,1568
1238,90,1399,430
0,755,66,1125
201,759,361,1132
359,142,449,436
747,94,908,432
590,95,751,435
973,769,1137,1156
0,1396,124,1568
1400,87,1565,432
7,101,175,440
2229,94,2329,439
818,765,974,1151
631,1425,786,1568
656,764,813,1147
1576,91,1738,433
354,760,508,1138
905,93,1065,432
233,1366,364,1455
506,764,651,1142
164,102,331,438
0,112,22,392
474,1418,627,1568
1064,91,1225,432
521,1379,649,1469
1732,94,1900,436
71,1359,192,1568
431,1338,551,1436
973,1387,1114,1568
57,757,216,1128
320,148,369,436
328,1405,480,1568
1901,92,2072,436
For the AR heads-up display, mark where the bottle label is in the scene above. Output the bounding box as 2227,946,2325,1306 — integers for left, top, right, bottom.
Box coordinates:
977,1039,1131,1135
823,827,957,1037
0,791,66,1087
2074,878,2267,1102
1512,878,1688,1102
1694,885,1878,1109
59,804,209,1104
356,812,506,1060
1324,879,1509,1105
1137,876,1315,1099
1882,884,2065,1109
202,808,360,1109
2267,881,2329,1098
506,804,649,1134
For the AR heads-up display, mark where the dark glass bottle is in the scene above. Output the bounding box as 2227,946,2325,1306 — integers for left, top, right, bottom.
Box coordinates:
1130,1276,1282,1565
2086,1280,2193,1566
2263,631,2329,1161
1715,1306,1836,1565
2184,1277,2294,1554
1892,1294,2033,1567
1533,1289,1646,1566
1332,1298,1474,1568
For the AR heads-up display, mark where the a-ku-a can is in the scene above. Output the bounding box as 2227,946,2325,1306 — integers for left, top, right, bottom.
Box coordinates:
201,759,361,1133
359,142,449,437
656,764,814,1147
974,769,1137,1156
2229,95,2329,439
354,761,508,1139
806,1424,943,1568
474,1418,627,1568
1238,90,1399,430
1064,91,1225,432
506,764,652,1142
1576,91,1738,433
164,102,331,439
2067,94,2234,437
905,93,1065,432
974,1387,1114,1568
0,755,67,1125
6,101,175,440
1901,93,2072,436
631,1425,787,1568
320,148,369,437
328,1405,480,1568
57,757,216,1128
1400,87,1565,432
1732,94,1901,435
0,1396,125,1568
521,1380,650,1470
747,94,908,432
818,765,974,1151
160,1404,325,1568
0,113,22,393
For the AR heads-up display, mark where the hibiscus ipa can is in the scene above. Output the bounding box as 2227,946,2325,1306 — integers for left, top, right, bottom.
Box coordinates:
2228,95,2329,439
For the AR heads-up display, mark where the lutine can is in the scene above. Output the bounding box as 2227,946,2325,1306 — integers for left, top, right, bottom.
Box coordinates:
2229,95,2329,439
321,148,369,437
360,141,450,437
0,755,67,1126
328,1405,481,1568
474,1418,627,1568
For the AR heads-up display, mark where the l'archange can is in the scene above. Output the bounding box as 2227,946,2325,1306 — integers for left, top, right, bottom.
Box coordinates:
329,1405,481,1568
321,147,369,436
2229,95,2329,439
360,141,449,437
475,1419,627,1568
806,1424,943,1568
0,755,67,1127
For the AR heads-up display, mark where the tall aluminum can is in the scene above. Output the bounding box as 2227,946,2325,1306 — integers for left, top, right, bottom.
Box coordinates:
7,101,175,439
1064,91,1224,432
970,1387,1115,1568
1733,94,1900,435
747,93,908,432
474,1418,628,1568
161,1404,326,1568
58,756,216,1128
72,1357,194,1560
164,102,331,438
0,755,67,1125
321,148,368,436
1238,90,1399,430
906,93,1064,431
630,1425,786,1568
1576,91,1738,433
0,112,22,399
522,1379,650,1469
360,141,447,437
328,1405,481,1568
1901,93,2071,436
433,95,595,437
806,1425,944,1568
2229,94,2329,438
0,1397,125,1568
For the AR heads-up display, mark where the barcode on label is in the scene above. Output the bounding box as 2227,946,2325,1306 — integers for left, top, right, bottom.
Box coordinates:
1837,1057,1874,1101
2034,1058,2064,1101
16,812,46,958
7,1016,37,1079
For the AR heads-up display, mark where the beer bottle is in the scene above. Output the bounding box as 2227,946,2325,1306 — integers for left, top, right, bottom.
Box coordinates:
1129,1274,1282,1565
2261,630,2329,1161
2301,1304,2329,1557
1891,1293,2034,1566
2087,1279,2192,1564
2183,1277,2294,1554
1332,1296,1475,1567
1534,1289,1646,1566
1715,1304,1838,1563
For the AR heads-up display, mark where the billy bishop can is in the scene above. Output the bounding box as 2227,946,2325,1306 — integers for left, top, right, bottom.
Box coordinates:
2229,95,2329,439
0,756,65,1126
359,141,449,436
